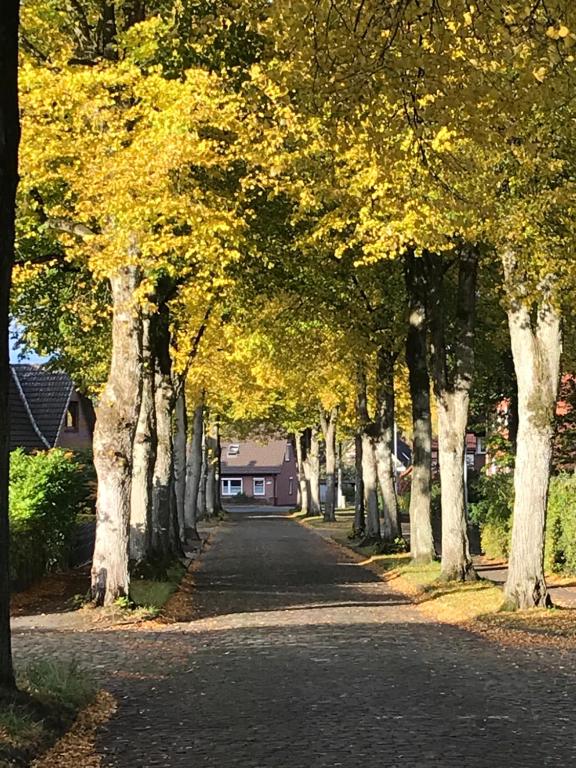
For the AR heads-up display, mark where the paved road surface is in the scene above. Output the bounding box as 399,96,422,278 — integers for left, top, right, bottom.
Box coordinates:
14,508,576,767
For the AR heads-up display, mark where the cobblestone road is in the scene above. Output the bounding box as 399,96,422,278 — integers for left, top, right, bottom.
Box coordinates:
13,509,576,767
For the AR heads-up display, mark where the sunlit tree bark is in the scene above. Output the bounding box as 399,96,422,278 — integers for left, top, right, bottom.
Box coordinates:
502,254,561,609
92,266,143,604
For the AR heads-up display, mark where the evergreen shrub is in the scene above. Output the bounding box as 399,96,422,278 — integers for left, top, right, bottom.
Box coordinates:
468,472,514,559
9,449,93,586
469,471,576,572
545,474,576,574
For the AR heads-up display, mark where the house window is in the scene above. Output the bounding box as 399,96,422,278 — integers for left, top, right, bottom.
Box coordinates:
476,437,486,455
222,478,242,496
253,478,266,496
466,453,475,468
227,443,240,457
288,477,294,495
285,444,291,461
65,401,79,432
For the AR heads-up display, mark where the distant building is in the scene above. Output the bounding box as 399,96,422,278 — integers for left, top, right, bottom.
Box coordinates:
220,438,298,506
9,364,95,452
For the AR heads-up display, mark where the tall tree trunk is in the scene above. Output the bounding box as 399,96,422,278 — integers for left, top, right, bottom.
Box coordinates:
305,426,321,515
205,421,218,517
357,369,380,540
353,431,365,536
336,442,346,510
0,0,19,688
295,431,310,514
362,433,380,539
92,266,143,605
427,249,478,582
437,391,474,580
215,422,222,512
320,407,338,522
184,401,203,540
129,311,156,564
196,421,207,520
404,251,435,564
374,350,401,542
151,370,175,557
173,389,187,543
502,255,561,609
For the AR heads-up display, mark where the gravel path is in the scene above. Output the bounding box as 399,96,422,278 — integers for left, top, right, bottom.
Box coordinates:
13,508,576,767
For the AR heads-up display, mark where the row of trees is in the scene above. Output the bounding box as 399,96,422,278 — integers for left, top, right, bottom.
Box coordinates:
2,0,576,693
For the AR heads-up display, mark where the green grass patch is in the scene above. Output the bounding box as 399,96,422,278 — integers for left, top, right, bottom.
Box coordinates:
129,560,186,611
0,661,96,766
299,515,504,623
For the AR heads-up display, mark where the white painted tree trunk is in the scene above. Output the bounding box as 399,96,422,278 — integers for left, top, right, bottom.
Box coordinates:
196,423,207,520
437,391,475,580
427,249,478,581
336,442,346,510
295,431,310,514
502,256,562,609
129,312,156,564
362,432,380,539
205,421,219,517
173,389,187,544
151,371,175,557
374,351,400,542
320,407,338,522
92,266,142,605
405,250,435,564
375,437,399,541
356,368,378,539
184,402,203,539
307,426,322,515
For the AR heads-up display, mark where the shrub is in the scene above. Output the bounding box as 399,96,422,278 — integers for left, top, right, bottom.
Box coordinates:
468,472,514,559
469,471,576,571
9,449,93,587
545,474,576,573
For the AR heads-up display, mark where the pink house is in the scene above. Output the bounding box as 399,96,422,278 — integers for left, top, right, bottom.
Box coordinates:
220,438,298,507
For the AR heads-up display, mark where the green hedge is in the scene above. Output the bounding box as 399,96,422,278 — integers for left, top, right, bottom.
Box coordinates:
545,475,576,573
10,449,93,588
469,471,576,573
468,473,514,559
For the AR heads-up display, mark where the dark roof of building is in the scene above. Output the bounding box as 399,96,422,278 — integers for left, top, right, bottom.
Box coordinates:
221,439,293,475
9,364,75,451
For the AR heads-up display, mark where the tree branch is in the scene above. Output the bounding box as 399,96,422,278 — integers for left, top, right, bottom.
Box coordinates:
46,217,96,238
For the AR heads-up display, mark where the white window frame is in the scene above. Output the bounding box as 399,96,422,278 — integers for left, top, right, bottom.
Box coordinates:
222,477,243,496
476,436,486,455
253,477,266,496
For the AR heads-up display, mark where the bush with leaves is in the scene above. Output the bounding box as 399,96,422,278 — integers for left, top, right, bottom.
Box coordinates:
9,449,93,586
468,472,514,559
545,474,576,574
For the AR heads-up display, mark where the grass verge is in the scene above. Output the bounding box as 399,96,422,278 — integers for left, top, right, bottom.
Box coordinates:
298,514,576,646
129,560,187,615
0,661,97,767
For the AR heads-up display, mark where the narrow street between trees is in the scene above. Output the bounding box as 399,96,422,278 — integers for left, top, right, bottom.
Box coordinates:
13,507,576,767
